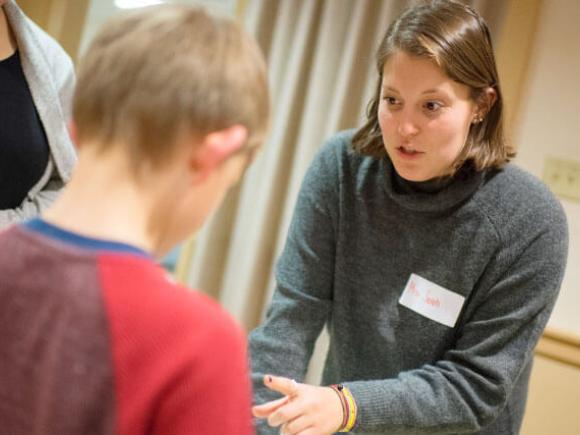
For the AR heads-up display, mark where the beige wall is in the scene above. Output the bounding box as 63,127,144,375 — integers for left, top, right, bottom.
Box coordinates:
495,0,542,139
514,0,580,336
522,354,580,435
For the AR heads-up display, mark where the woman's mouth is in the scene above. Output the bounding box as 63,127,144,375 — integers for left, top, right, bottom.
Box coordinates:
396,145,424,157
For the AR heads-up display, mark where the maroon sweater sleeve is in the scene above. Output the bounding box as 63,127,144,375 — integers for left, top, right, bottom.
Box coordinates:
98,255,254,435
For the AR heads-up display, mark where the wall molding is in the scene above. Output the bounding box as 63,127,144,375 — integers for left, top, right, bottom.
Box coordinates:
535,328,580,369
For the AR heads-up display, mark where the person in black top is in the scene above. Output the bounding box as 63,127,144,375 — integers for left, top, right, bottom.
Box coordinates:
0,46,50,209
0,0,76,227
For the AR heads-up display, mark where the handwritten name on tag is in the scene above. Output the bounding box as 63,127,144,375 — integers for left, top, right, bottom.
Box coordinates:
399,273,465,327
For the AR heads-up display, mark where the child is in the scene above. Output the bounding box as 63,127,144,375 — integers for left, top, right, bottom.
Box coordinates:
0,4,269,434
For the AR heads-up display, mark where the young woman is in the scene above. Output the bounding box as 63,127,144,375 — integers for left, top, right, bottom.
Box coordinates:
0,0,75,228
249,1,569,434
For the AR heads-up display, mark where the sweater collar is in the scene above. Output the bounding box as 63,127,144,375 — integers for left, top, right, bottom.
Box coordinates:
381,156,485,214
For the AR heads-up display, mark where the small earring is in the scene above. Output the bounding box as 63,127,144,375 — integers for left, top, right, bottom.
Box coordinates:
472,115,484,124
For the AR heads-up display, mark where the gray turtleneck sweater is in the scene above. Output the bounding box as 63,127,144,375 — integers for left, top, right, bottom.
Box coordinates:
249,130,568,434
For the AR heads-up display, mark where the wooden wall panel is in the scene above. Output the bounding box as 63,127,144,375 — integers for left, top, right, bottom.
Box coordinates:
17,0,89,62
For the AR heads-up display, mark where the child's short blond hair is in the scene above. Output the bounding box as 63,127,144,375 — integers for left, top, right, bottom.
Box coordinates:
73,4,269,166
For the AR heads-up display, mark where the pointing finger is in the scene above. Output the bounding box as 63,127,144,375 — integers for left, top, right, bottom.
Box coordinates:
263,375,300,396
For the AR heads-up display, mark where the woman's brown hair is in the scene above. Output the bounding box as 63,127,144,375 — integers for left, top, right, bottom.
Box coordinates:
352,0,515,172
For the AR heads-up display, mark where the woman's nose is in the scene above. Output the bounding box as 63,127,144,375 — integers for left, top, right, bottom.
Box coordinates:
397,113,420,138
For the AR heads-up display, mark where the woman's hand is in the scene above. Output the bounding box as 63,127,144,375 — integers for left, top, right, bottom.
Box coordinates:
252,375,343,435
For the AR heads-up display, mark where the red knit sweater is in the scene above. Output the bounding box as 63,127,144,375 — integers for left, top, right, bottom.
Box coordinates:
0,221,254,434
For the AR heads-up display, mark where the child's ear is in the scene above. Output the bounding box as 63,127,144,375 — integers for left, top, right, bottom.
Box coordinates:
189,125,248,182
68,121,80,149
204,125,248,163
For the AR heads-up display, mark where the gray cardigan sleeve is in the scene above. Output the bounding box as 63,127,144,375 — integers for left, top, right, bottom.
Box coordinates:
248,140,341,434
0,1,76,228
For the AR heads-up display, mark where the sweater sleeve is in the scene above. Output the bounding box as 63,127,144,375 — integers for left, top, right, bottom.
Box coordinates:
150,303,254,435
248,137,342,434
344,199,569,433
20,8,76,126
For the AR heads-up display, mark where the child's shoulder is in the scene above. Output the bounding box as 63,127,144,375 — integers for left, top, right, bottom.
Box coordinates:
97,254,244,352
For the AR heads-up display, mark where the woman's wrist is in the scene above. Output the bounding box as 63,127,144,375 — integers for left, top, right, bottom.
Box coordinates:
329,384,358,432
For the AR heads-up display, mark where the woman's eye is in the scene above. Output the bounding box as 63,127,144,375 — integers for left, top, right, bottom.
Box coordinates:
384,96,400,106
424,101,442,112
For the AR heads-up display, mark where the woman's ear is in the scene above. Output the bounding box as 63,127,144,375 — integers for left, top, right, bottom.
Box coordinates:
189,125,248,183
477,86,497,118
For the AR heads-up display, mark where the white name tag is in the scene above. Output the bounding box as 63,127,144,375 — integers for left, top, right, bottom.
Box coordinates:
399,273,465,327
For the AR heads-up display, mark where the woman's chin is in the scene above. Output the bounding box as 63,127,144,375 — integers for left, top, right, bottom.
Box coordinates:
393,165,431,183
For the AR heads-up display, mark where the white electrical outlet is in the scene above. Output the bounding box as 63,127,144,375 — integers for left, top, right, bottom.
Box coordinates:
543,157,580,202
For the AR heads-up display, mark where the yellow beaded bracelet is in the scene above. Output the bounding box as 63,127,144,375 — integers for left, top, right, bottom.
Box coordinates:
341,385,357,431
330,384,357,432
